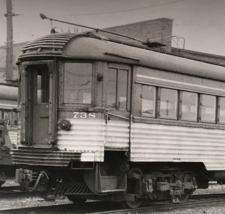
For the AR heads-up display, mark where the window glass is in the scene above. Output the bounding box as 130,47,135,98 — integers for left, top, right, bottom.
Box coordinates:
107,69,117,108
64,63,92,104
0,110,3,120
37,68,49,104
3,111,10,126
141,85,156,117
13,112,18,126
107,68,128,110
219,97,225,124
200,95,216,123
118,70,128,110
181,92,198,121
160,88,178,119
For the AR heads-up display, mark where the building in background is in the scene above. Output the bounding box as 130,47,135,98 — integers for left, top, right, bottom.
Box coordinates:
0,18,173,83
104,18,173,52
0,17,224,83
0,42,26,82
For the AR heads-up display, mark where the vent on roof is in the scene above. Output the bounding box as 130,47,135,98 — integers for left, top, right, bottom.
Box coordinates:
18,33,79,59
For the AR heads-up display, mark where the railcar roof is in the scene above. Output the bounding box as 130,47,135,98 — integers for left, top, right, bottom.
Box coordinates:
17,32,225,82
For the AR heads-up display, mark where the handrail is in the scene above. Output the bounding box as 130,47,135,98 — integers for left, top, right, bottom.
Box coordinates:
107,113,129,120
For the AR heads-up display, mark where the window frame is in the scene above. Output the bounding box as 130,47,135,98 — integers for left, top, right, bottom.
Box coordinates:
141,84,156,118
158,87,178,120
199,94,217,124
217,97,225,124
179,91,198,122
61,61,95,107
137,84,225,128
107,63,131,111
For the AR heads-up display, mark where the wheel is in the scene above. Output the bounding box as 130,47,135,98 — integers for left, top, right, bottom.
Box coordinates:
121,199,142,209
127,167,143,179
178,192,190,203
172,192,190,204
172,174,193,204
121,167,143,209
67,195,87,205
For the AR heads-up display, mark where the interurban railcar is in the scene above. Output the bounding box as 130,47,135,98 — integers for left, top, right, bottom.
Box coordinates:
0,84,18,185
13,32,225,207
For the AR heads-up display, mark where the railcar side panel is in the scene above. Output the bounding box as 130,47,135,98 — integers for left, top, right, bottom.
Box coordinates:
104,120,129,150
130,65,225,170
131,123,225,170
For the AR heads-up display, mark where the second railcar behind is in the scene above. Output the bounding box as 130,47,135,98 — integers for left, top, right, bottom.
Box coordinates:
0,84,18,185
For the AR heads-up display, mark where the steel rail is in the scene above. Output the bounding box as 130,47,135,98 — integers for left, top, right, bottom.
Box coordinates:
0,203,74,214
1,193,225,214
0,188,37,199
88,193,225,214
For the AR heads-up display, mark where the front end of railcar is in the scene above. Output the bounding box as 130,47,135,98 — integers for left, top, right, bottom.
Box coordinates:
13,32,129,201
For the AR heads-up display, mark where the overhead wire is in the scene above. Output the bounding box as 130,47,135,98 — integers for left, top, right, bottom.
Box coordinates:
14,0,184,18
58,0,183,17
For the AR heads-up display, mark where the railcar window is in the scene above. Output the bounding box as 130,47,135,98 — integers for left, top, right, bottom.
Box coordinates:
107,68,128,110
3,112,10,125
141,85,156,117
13,112,18,126
107,69,117,108
118,70,128,110
37,69,49,104
159,88,178,119
64,63,92,104
0,110,18,127
200,95,216,123
180,92,198,121
218,97,225,124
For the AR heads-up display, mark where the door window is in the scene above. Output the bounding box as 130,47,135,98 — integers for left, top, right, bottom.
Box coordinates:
37,69,49,104
107,68,128,110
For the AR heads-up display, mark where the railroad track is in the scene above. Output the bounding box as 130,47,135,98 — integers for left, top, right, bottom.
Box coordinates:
0,185,20,191
1,193,225,214
0,186,38,199
90,193,225,214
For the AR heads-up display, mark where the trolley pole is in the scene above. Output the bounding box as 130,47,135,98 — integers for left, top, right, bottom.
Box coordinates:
5,0,13,84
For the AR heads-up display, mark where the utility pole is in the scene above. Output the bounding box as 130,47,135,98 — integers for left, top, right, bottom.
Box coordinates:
5,0,13,84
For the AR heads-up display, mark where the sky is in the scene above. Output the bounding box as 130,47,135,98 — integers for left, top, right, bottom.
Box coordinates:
0,0,225,55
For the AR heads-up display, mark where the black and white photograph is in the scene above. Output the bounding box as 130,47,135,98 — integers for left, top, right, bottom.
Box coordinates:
0,0,225,213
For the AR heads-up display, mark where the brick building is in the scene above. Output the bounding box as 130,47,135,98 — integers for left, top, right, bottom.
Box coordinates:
104,18,173,52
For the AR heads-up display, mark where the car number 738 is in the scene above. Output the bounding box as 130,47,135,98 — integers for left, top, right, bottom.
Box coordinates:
73,112,96,119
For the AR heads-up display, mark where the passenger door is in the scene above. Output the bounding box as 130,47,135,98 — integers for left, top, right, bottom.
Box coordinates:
21,61,56,146
104,63,131,151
